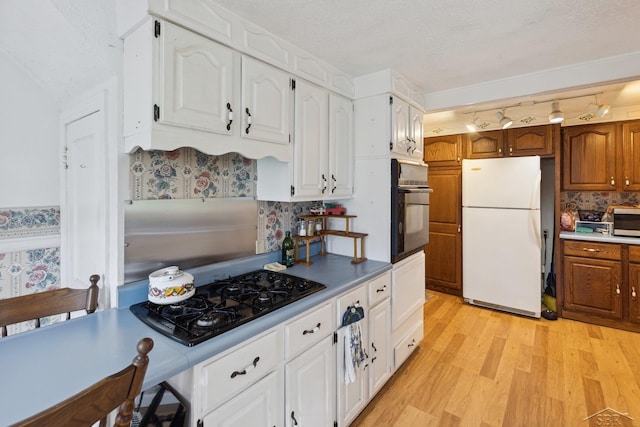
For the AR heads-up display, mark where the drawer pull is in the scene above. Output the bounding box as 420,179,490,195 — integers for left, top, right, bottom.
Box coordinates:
616,284,621,295
230,356,260,378
408,338,416,348
633,287,637,298
582,248,601,253
303,322,321,335
371,356,377,363
376,286,386,293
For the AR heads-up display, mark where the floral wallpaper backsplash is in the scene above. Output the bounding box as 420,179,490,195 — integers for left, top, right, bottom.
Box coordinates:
130,148,322,254
0,207,62,333
560,191,640,213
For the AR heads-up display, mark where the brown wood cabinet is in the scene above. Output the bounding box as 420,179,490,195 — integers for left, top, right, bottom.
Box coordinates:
423,168,462,295
562,240,640,332
423,134,462,167
465,124,556,159
562,123,617,191
622,120,640,191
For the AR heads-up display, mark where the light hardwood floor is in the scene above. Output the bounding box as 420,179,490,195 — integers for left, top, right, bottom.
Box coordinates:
351,291,640,427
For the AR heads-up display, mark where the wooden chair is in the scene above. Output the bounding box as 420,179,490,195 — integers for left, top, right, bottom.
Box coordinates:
0,274,100,337
13,337,154,427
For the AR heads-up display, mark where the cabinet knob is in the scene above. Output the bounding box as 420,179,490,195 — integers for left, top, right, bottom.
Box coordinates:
626,177,630,186
633,287,637,298
498,147,502,154
458,225,461,233
610,176,615,186
457,156,461,163
509,146,513,154
616,283,621,295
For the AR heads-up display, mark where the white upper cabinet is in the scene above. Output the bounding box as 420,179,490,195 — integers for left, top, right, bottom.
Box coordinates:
409,103,424,160
329,93,355,198
391,96,423,160
123,18,291,161
241,56,292,146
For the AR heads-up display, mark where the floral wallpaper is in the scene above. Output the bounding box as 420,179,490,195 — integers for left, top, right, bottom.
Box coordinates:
130,148,322,254
0,207,62,334
560,191,640,214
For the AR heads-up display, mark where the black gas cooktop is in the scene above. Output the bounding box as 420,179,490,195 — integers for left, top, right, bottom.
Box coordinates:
130,270,326,346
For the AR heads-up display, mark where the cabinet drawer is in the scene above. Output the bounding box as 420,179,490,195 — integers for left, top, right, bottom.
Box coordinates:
198,329,281,413
630,246,640,264
368,272,391,307
563,240,621,260
285,302,333,358
393,319,422,370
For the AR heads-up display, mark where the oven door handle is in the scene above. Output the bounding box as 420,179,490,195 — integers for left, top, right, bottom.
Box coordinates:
397,187,433,194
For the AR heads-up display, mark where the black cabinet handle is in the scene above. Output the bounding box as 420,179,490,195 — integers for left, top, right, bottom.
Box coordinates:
226,103,233,131
303,322,321,335
230,356,260,378
372,342,377,352
291,411,298,425
245,108,252,134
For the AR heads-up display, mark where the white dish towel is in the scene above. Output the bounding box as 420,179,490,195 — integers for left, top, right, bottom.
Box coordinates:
344,320,366,384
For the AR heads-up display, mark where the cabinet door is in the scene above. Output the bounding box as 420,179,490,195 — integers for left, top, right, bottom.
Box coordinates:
464,130,504,158
563,255,623,320
159,21,235,134
368,299,391,398
631,263,640,324
391,251,426,330
203,371,282,427
622,120,640,191
423,134,462,166
329,94,354,198
242,56,291,145
409,105,424,160
293,80,329,199
286,335,336,427
425,168,462,294
506,124,555,157
562,123,617,190
391,96,410,156
336,324,368,427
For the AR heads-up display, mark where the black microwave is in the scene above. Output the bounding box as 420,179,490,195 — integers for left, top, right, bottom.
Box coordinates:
613,208,640,237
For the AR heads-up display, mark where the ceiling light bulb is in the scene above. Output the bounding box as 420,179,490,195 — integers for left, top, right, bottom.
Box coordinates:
548,101,564,123
496,111,512,129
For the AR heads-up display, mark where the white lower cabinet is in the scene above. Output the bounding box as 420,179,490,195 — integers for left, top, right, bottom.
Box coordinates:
203,370,283,427
285,334,336,427
368,298,391,397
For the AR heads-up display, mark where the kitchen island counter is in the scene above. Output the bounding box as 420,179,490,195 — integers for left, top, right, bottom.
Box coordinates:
0,252,390,426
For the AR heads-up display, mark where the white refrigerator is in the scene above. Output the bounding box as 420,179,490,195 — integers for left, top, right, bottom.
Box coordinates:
462,156,541,318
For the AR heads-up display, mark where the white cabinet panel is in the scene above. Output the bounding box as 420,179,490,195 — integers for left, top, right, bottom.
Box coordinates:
368,299,391,398
329,93,354,198
391,251,425,330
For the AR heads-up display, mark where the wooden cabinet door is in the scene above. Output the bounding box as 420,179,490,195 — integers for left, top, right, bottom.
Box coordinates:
622,120,640,191
242,56,291,145
293,80,328,199
464,130,504,158
423,134,462,166
562,123,617,190
329,94,354,198
160,21,235,134
630,263,640,324
563,255,623,320
424,168,462,294
506,124,555,157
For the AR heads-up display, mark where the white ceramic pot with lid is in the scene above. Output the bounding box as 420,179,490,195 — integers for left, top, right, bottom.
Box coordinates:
148,266,195,305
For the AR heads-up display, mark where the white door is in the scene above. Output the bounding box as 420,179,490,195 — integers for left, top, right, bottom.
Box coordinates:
242,56,291,145
285,335,336,427
203,371,282,427
63,110,106,293
368,299,391,398
329,94,354,199
391,97,409,156
462,156,541,209
293,80,328,199
160,21,235,134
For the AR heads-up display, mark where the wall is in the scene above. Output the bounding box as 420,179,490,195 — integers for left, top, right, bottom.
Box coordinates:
0,54,63,320
129,148,319,254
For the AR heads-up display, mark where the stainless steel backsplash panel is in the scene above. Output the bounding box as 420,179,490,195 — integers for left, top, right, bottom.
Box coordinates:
124,198,258,283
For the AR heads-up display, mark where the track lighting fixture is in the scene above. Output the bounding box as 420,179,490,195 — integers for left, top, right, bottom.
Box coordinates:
466,117,482,132
548,100,564,123
496,111,512,129
588,103,610,118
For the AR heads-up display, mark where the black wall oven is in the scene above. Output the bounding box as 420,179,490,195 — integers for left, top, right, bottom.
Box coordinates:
391,159,432,263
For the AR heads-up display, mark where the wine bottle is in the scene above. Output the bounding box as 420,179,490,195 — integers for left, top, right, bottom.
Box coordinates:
281,231,294,267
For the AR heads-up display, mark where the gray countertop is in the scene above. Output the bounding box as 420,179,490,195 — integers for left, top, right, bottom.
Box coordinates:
0,252,390,426
559,231,640,245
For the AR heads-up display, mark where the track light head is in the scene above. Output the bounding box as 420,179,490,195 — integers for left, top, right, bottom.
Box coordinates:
466,117,482,132
588,103,610,118
496,111,512,129
548,100,564,123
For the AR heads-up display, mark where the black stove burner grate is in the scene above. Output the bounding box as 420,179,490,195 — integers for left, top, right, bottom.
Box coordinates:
130,270,326,346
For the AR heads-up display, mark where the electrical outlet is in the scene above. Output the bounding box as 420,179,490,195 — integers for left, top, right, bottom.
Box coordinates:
543,229,549,239
255,240,265,254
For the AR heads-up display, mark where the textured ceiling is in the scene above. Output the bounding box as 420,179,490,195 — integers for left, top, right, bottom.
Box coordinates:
2,0,640,111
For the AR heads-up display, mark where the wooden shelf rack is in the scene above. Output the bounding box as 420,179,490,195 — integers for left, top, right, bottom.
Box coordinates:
293,214,367,265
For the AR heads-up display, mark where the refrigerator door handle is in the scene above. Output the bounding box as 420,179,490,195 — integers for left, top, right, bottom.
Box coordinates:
530,209,541,250
529,170,541,210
